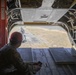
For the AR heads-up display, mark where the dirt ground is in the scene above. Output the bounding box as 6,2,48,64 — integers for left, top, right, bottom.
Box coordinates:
9,26,72,48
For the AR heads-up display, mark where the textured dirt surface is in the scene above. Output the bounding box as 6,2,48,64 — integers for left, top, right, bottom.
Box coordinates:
9,26,72,48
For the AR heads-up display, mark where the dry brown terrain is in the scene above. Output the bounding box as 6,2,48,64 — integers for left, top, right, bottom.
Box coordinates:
9,26,72,48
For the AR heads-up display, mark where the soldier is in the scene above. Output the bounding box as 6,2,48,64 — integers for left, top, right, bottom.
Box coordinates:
0,32,42,75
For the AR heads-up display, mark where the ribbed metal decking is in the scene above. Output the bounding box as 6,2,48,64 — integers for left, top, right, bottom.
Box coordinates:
17,48,76,75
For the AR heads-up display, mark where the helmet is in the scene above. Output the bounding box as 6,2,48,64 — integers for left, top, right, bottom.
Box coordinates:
10,32,22,44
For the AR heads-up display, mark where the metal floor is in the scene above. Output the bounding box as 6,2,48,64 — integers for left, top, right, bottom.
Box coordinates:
17,48,76,75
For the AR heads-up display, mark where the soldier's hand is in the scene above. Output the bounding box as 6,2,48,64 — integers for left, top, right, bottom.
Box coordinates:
33,61,42,72
33,61,42,66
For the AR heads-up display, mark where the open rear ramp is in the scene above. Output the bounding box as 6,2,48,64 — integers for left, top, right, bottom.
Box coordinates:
17,48,76,75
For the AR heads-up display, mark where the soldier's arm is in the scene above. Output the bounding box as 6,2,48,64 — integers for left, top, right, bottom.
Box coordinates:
9,49,42,74
9,49,31,72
